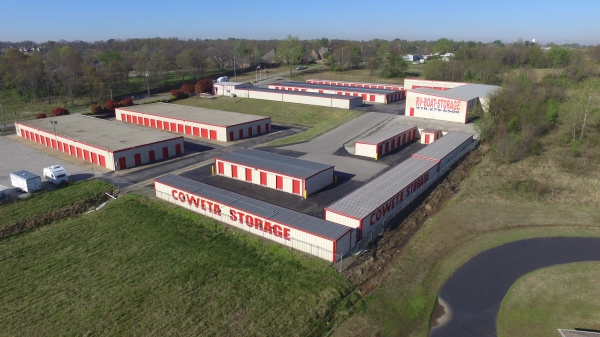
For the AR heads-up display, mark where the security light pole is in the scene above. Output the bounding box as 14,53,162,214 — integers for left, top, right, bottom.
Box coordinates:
0,103,5,129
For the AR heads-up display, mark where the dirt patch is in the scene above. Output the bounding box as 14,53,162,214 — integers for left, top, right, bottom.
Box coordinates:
340,148,483,294
0,192,114,240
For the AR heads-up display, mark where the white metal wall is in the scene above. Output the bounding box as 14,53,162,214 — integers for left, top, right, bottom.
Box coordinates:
268,84,391,104
404,79,465,90
324,210,361,229
354,143,377,158
236,89,359,109
215,159,304,196
406,92,472,123
156,181,346,261
304,167,334,195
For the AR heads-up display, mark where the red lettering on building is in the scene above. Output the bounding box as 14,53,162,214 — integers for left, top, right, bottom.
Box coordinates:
245,215,254,227
230,210,237,221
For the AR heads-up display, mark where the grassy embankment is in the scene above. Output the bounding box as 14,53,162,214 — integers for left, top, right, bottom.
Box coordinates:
175,96,361,146
0,193,353,336
497,262,600,336
331,133,600,336
0,179,114,236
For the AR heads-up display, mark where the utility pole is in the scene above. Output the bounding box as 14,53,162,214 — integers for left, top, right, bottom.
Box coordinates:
0,103,5,129
233,57,237,81
110,89,113,101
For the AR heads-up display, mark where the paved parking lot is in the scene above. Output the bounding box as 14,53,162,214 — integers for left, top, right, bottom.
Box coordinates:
0,136,91,188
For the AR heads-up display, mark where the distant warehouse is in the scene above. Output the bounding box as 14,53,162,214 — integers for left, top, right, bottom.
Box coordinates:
268,82,403,103
404,79,501,123
214,149,334,197
325,132,474,241
306,79,405,98
116,103,271,142
235,87,363,109
15,115,184,171
155,174,353,262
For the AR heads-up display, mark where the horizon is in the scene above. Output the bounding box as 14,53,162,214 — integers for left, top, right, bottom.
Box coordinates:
1,0,599,45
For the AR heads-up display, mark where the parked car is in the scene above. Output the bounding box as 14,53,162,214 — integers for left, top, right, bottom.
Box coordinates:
295,65,307,70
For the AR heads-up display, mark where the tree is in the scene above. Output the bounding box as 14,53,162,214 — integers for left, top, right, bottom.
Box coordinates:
434,38,454,54
90,104,103,115
276,35,304,76
171,89,187,99
50,107,69,116
104,100,119,111
119,97,134,107
317,37,329,47
35,112,47,119
195,78,213,94
377,42,407,78
562,79,600,143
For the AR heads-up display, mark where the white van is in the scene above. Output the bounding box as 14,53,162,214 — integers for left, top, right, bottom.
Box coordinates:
43,165,69,185
10,170,42,192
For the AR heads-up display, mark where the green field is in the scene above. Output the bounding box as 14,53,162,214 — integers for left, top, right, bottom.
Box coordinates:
0,193,352,336
498,262,600,336
175,96,361,146
0,179,113,229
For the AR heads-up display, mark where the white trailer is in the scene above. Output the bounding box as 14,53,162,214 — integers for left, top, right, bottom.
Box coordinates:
0,184,11,199
10,170,42,193
43,165,69,185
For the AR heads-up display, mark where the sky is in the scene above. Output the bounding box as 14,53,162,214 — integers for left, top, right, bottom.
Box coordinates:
1,0,599,45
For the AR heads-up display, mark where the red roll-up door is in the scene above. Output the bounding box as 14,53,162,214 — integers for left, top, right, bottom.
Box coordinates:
292,180,300,194
70,145,75,155
157,120,163,129
170,122,177,131
144,118,149,126
162,147,168,158
35,134,40,143
245,168,252,182
229,131,234,141
84,150,90,161
99,155,106,167
425,134,430,144
51,139,57,149
193,127,200,136
185,125,191,135
384,142,389,153
402,133,406,143
391,139,396,149
209,130,217,139
175,144,182,155
276,176,283,190
149,150,155,162
201,129,208,138
410,107,414,117
151,119,156,128
177,124,184,133
248,127,253,137
118,157,127,169
370,95,375,102
257,125,261,134
40,137,45,145
377,145,382,156
132,116,138,124
76,148,82,158
412,129,416,138
260,172,267,186
134,153,141,166
231,165,238,178
362,94,367,101
57,141,63,151
265,124,270,132
91,152,98,164
239,129,243,139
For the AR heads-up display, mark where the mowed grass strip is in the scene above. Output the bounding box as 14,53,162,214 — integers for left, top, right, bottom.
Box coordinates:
175,96,361,145
0,194,352,336
0,179,113,229
497,262,600,336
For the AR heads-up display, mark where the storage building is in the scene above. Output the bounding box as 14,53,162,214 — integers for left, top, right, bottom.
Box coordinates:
213,82,253,96
235,87,363,109
405,83,501,123
325,157,439,241
420,129,442,144
268,82,403,103
403,78,466,90
326,132,475,240
155,174,353,262
214,149,334,197
15,115,184,171
116,103,271,142
412,132,473,168
305,79,405,99
354,124,417,159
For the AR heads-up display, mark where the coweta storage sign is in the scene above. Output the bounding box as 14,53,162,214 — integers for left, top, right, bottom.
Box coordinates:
154,174,353,262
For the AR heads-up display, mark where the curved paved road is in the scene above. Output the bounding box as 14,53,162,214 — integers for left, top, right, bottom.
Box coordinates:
430,237,600,337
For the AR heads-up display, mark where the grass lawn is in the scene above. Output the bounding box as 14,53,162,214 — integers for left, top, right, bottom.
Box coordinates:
174,96,361,146
497,262,600,336
0,194,353,336
0,179,113,229
331,143,600,336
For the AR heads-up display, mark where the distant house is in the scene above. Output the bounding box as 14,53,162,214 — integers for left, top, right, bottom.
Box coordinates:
260,48,277,64
403,54,424,62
